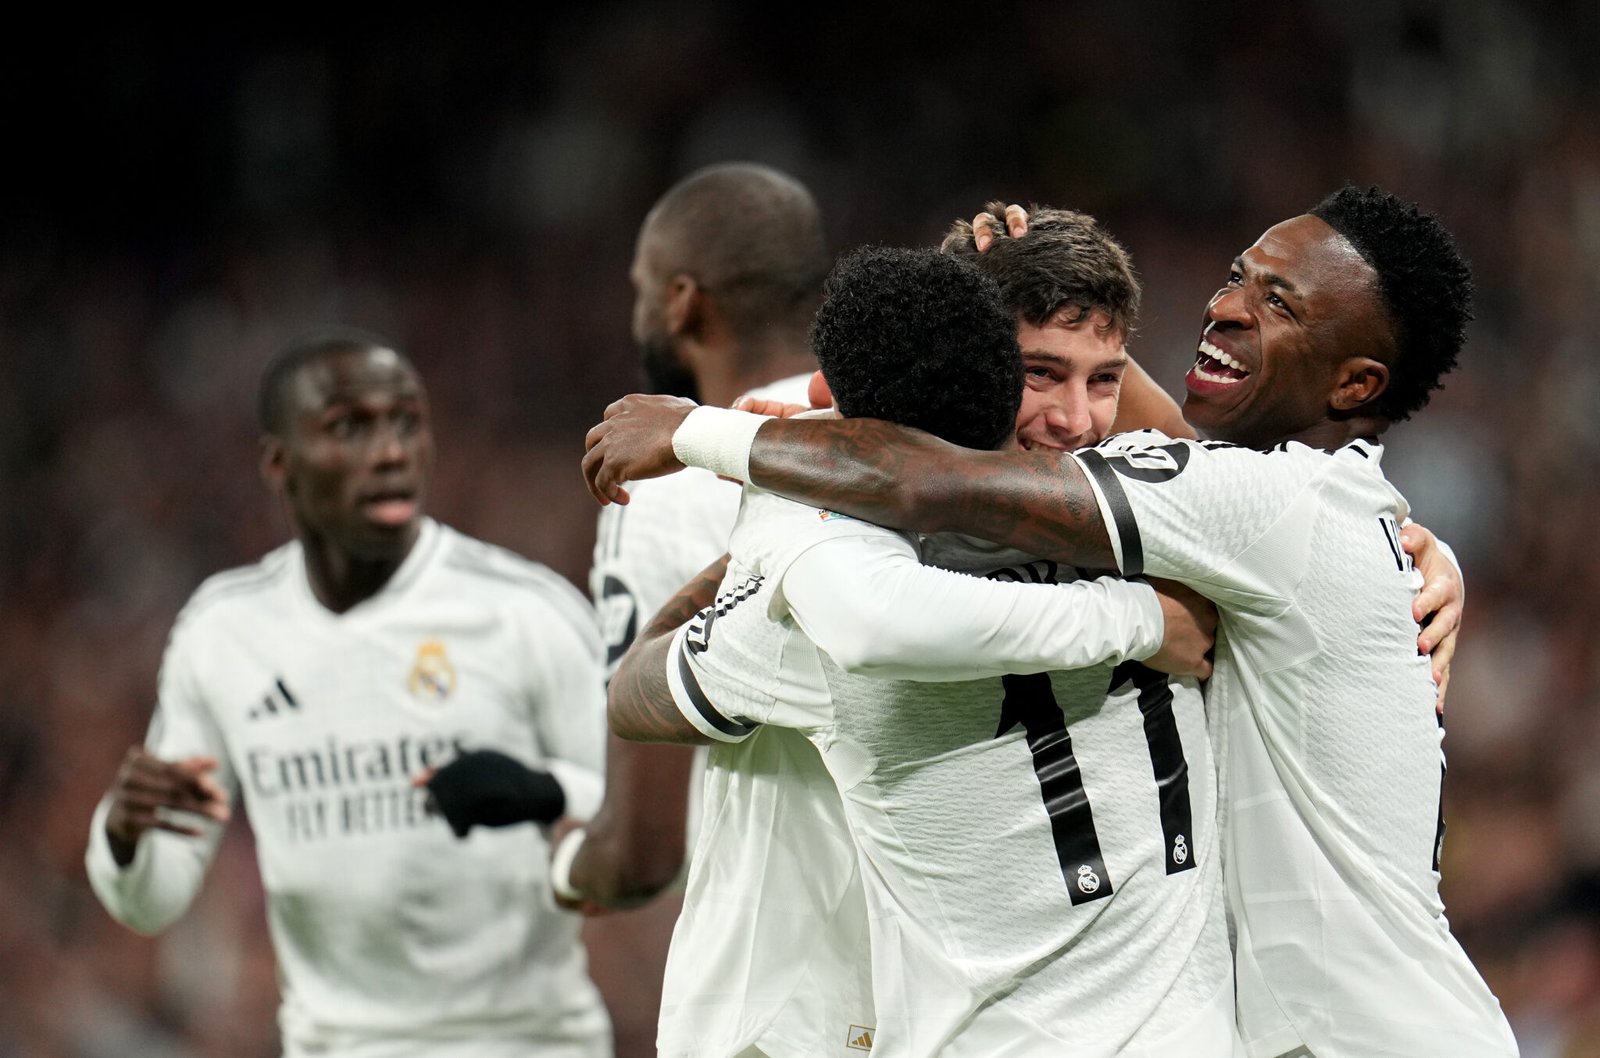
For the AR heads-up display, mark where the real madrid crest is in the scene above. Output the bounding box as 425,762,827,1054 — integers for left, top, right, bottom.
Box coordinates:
407,639,457,701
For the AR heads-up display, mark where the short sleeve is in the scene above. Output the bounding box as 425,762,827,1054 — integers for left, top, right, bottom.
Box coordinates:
1072,434,1330,612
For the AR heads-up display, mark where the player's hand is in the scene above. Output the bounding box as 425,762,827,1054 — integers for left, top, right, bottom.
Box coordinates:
1144,578,1217,679
1402,523,1462,713
418,749,566,838
972,203,1029,251
104,747,231,866
734,397,810,418
582,394,698,506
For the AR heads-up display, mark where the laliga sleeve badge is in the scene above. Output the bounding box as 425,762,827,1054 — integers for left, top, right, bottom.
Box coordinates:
407,639,457,701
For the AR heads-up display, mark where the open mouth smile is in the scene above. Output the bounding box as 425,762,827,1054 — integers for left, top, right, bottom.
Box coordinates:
1190,338,1252,386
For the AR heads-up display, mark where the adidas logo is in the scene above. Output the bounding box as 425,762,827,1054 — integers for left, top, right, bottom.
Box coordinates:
846,1024,874,1051
248,678,300,720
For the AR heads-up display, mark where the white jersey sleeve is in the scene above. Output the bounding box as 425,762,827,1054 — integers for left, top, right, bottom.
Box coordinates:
85,595,236,935
779,531,1165,681
1072,432,1358,612
664,487,1167,743
509,568,608,820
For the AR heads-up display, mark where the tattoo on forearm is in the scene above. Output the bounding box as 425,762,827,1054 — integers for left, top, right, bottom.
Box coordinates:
607,555,728,746
642,554,729,640
609,636,709,745
750,418,1115,567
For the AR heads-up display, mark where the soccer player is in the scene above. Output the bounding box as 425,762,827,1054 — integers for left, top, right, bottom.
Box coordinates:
609,241,1236,1056
564,161,826,909
586,187,1518,1057
86,329,612,1058
561,162,873,1058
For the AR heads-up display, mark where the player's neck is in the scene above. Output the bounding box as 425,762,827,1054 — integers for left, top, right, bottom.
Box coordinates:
695,345,815,408
299,528,418,614
1213,413,1390,453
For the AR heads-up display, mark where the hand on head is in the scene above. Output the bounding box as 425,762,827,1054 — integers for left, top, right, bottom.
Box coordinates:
972,204,1030,252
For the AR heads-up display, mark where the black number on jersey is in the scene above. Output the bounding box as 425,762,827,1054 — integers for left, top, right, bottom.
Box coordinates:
1109,661,1197,876
1378,515,1413,573
1096,441,1192,483
596,575,639,674
997,673,1112,905
996,663,1197,904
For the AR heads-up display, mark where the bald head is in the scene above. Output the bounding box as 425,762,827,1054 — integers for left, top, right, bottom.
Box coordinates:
636,163,830,341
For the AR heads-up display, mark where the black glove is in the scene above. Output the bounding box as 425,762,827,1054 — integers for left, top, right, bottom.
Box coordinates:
424,750,566,838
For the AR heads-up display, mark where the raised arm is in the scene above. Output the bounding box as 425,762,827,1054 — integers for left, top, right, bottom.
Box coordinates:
583,397,1117,569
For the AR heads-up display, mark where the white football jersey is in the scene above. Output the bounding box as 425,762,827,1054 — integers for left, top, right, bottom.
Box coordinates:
86,520,612,1058
591,374,876,1057
1074,432,1519,1058
666,488,1237,1058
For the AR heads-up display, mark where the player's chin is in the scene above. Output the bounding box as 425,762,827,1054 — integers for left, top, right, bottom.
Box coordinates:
346,517,419,559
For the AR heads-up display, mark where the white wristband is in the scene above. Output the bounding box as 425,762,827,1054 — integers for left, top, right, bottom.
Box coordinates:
672,406,770,483
549,826,588,903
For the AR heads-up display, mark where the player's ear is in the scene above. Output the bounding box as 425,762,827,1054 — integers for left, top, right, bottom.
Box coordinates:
664,274,703,338
260,435,287,490
1330,357,1388,412
807,370,835,410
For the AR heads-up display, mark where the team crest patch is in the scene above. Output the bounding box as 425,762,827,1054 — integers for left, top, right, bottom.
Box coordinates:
407,639,457,700
818,509,856,523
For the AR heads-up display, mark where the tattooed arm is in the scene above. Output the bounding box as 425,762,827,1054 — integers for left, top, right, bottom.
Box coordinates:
583,396,1117,568
607,554,729,745
747,417,1116,567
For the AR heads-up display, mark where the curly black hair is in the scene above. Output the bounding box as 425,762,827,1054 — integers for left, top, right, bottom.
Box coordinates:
1310,186,1473,422
811,246,1022,451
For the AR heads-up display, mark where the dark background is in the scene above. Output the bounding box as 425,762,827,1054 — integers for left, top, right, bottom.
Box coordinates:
4,3,1599,1055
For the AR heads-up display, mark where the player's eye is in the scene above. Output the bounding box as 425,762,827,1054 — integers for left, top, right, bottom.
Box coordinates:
1227,268,1243,285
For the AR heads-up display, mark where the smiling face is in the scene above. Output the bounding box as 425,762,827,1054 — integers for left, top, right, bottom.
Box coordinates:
1184,214,1395,450
1013,308,1127,453
264,346,433,561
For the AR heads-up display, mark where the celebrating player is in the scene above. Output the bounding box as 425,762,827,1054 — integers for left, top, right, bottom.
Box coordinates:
87,329,612,1058
610,241,1236,1056
585,187,1516,1057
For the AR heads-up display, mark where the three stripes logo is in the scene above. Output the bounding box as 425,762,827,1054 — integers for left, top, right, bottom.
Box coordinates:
248,678,300,721
845,1024,874,1051
684,575,764,656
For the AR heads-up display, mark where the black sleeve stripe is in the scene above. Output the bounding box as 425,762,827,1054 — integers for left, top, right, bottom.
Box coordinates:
1075,451,1145,577
676,642,757,738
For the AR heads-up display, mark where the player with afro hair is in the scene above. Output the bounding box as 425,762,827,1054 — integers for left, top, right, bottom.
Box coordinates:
809,246,1022,453
1310,185,1474,423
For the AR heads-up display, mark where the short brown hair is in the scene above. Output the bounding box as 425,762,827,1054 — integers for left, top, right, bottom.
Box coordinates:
941,202,1141,338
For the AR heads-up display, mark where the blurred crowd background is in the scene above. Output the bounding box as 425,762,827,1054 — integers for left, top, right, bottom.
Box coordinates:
3,3,1597,1056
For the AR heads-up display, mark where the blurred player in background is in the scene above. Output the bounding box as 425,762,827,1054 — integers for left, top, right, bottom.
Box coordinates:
564,162,826,908
589,187,1512,1057
551,161,871,1056
610,241,1238,1055
86,328,612,1058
